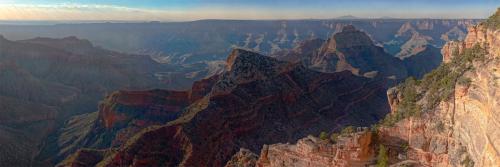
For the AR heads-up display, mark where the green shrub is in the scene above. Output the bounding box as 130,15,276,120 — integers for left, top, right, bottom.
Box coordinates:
457,77,472,86
377,144,389,167
461,155,475,167
380,44,487,127
319,131,328,140
485,8,500,29
341,126,355,135
400,142,409,152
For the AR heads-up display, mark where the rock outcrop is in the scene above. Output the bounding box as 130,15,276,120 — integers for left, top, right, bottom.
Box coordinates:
225,148,259,167
441,40,465,63
443,22,500,63
255,128,374,167
272,25,408,81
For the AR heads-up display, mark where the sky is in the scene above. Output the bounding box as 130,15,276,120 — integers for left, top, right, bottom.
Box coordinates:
0,0,499,21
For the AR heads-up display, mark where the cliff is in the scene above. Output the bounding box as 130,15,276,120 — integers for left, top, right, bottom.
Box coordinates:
255,128,374,167
42,74,219,164
382,13,500,166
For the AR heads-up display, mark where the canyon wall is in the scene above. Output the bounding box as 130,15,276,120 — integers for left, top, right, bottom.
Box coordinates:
251,22,500,167
386,23,500,166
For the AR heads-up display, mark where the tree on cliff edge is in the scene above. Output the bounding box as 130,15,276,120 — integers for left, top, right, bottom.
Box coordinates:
377,144,389,167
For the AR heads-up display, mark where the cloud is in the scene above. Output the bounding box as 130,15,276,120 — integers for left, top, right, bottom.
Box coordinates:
0,2,496,21
0,3,190,21
0,3,333,21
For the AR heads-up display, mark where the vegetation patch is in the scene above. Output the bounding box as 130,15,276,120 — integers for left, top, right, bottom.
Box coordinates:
318,126,359,143
376,144,389,167
485,8,500,29
319,131,329,140
381,44,487,126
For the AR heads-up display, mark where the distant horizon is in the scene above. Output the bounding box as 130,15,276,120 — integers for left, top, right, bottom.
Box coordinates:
0,17,487,26
0,1,498,21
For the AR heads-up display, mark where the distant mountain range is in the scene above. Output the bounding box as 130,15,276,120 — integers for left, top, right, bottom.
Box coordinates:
336,15,361,19
0,19,479,64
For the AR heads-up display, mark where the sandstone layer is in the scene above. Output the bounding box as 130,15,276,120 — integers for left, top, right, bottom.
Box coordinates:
385,22,500,166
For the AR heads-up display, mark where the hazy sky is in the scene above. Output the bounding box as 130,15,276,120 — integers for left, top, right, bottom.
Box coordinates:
0,0,499,21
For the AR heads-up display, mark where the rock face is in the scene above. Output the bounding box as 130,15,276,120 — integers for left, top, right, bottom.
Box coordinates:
42,74,219,164
61,48,391,166
225,148,259,167
273,25,408,81
441,41,465,63
383,22,500,166
402,45,443,79
393,23,435,59
446,23,500,166
255,128,374,167
443,23,500,63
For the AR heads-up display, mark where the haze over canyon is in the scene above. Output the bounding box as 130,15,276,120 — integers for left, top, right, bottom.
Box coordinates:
0,1,499,167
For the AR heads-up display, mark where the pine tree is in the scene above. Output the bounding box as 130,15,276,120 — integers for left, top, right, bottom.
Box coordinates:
377,144,389,167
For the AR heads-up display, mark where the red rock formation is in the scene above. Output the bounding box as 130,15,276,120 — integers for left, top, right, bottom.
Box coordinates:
97,75,217,136
256,128,374,167
443,23,500,63
62,48,390,166
98,90,190,130
225,148,259,167
441,41,465,63
48,72,220,164
188,74,220,103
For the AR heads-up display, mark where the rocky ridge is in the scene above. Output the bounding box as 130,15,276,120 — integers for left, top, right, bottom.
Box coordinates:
40,74,219,164
59,48,391,166
273,25,408,81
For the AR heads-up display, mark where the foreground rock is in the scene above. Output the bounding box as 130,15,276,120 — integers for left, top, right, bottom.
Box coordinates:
225,148,259,167
256,128,374,167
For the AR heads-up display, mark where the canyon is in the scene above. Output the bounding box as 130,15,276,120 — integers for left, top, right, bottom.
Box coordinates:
0,19,478,64
249,9,500,167
0,13,495,167
51,25,445,166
